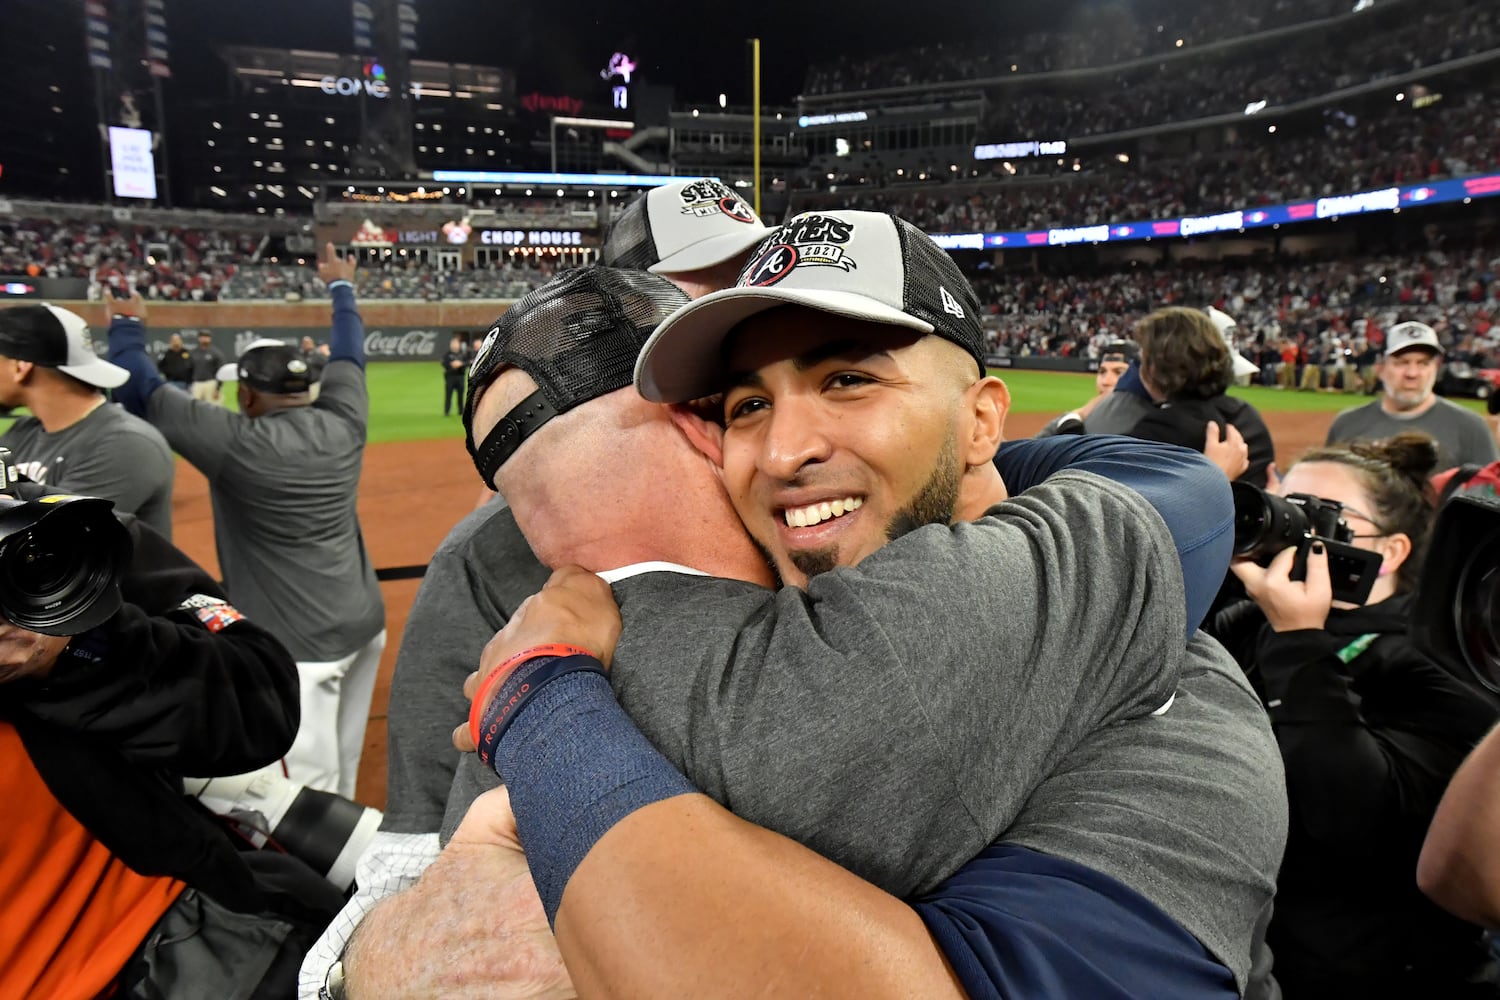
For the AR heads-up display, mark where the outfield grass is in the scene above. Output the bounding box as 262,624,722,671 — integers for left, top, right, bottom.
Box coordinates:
987,368,1494,418
1,365,1486,445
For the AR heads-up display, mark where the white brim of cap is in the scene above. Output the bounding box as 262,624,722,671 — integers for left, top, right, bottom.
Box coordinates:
59,357,129,389
636,286,934,403
215,362,239,382
647,227,773,276
1230,353,1259,378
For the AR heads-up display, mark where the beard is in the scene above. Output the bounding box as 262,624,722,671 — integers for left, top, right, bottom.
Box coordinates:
785,431,963,582
1386,386,1432,411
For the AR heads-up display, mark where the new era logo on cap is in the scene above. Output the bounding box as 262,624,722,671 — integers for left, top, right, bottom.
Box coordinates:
940,286,965,319
602,179,772,276
635,210,988,404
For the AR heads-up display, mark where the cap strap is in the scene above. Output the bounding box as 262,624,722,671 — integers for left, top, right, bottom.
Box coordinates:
472,387,559,489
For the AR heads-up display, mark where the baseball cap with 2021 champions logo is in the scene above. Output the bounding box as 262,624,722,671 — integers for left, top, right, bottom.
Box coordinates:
603,178,772,276
634,210,988,403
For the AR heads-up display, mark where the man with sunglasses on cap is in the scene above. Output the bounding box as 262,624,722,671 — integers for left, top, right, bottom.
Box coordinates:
105,243,386,800
329,241,1283,998
0,300,175,539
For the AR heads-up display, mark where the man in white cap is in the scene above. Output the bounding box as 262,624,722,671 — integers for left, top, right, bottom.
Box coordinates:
601,177,771,297
0,299,174,538
105,244,387,798
1327,321,1498,469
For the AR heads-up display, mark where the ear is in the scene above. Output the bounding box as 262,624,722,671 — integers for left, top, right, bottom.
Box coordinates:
1378,530,1412,579
12,360,36,384
962,376,1010,468
667,403,725,469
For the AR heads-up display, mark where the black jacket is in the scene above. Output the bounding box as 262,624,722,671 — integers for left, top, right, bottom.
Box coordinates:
1129,394,1276,488
442,349,467,383
1,503,325,918
1213,594,1500,998
157,347,193,383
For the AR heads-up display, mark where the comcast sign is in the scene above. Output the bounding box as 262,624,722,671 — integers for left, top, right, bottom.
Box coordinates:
319,60,422,99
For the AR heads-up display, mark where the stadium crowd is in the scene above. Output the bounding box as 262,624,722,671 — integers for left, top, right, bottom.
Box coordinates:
218,257,558,301
799,0,1485,97
979,0,1497,141
797,84,1500,233
0,218,259,302
973,245,1500,370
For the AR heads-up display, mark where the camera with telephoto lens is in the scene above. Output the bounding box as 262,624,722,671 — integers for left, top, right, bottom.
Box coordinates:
184,768,382,891
1410,492,1500,695
0,448,130,635
1230,482,1383,606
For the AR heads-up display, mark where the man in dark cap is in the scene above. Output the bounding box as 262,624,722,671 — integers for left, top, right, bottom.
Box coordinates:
0,300,174,538
105,244,386,799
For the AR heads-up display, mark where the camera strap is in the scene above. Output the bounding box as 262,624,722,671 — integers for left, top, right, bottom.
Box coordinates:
1336,632,1380,665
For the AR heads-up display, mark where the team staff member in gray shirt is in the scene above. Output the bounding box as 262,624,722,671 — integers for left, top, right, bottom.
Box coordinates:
105,244,385,799
1327,321,1498,469
0,301,174,538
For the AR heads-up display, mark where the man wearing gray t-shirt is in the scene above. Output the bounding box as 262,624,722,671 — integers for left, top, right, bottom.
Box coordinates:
1327,321,1498,469
105,245,385,799
0,301,174,538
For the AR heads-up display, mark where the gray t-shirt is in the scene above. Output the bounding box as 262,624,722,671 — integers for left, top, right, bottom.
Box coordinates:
430,473,1284,991
0,402,175,539
145,359,384,661
1327,397,1498,469
381,498,550,834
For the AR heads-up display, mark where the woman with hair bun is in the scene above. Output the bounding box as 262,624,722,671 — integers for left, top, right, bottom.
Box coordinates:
1212,431,1500,998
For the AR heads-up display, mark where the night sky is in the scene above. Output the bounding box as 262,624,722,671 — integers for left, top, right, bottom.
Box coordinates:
166,0,1070,106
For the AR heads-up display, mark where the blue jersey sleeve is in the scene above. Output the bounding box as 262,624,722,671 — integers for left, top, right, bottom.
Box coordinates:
105,316,165,417
914,844,1237,1000
326,281,365,367
996,435,1233,637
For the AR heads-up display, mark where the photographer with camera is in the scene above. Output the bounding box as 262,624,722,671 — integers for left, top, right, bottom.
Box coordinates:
1212,432,1500,998
0,460,344,998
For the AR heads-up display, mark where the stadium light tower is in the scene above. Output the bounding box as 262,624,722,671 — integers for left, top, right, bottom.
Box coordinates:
86,0,173,205
348,0,418,180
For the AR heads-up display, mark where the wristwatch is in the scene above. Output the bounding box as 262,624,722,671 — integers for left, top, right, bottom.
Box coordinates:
319,958,348,1000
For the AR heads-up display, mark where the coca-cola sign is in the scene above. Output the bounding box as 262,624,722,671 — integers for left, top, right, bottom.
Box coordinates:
364,329,441,357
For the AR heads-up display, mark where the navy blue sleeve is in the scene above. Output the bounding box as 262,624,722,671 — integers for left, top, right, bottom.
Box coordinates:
326,281,365,367
996,435,1232,637
105,316,165,417
914,844,1237,1000
1113,360,1152,400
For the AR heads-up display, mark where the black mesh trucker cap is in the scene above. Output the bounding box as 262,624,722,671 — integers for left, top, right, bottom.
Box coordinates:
463,267,691,488
635,211,987,403
602,179,771,275
0,304,129,388
215,339,313,394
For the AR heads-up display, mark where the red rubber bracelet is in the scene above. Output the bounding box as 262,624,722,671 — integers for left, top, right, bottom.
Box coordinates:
468,643,596,750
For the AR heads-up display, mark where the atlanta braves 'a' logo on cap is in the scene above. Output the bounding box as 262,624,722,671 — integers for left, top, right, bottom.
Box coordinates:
718,196,756,224
745,244,798,286
741,213,859,286
677,180,756,224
